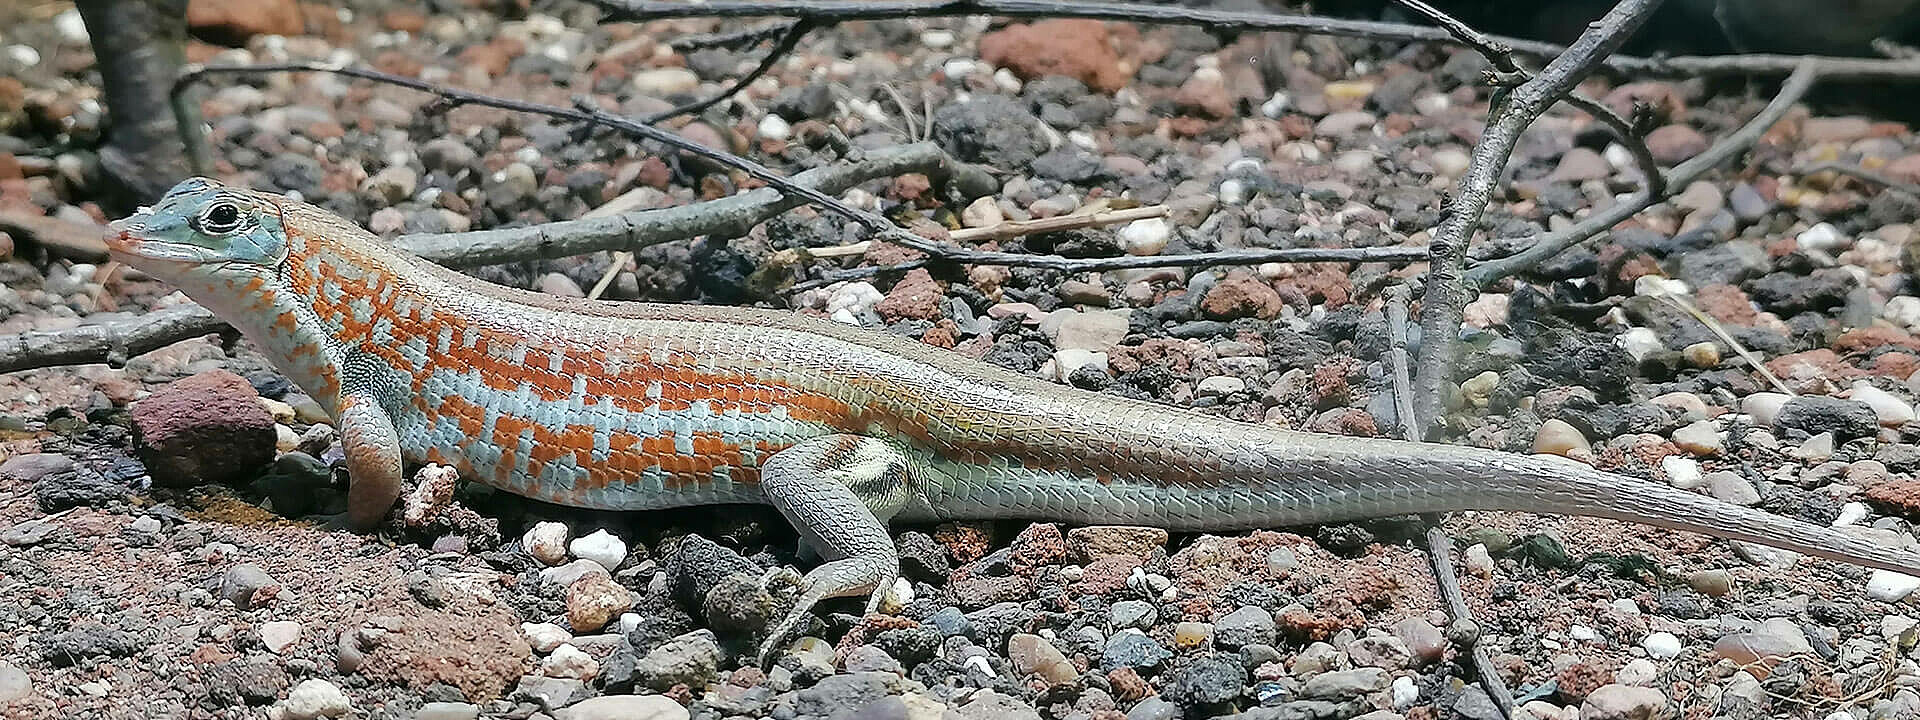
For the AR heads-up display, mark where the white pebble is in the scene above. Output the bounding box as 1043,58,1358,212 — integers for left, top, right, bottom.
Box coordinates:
1661,456,1702,489
757,114,792,141
1869,570,1920,602
520,622,572,653
259,620,301,654
1218,178,1249,205
1463,543,1494,577
1616,657,1658,686
878,577,914,615
6,46,39,69
1797,222,1847,252
1852,382,1916,426
618,613,642,635
1391,674,1419,708
1603,143,1636,172
1886,296,1920,330
55,9,90,42
1632,275,1689,297
280,679,351,720
1260,92,1290,119
942,58,978,79
920,30,955,48
1742,392,1792,427
1642,631,1682,659
1616,327,1663,362
826,281,883,317
992,68,1022,93
1118,218,1171,256
568,529,627,571
539,643,599,680
522,522,570,566
1568,625,1597,642
1833,502,1869,527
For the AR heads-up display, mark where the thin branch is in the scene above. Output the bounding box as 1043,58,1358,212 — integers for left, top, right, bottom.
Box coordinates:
1427,526,1517,715
1410,0,1664,440
950,204,1166,243
593,0,1920,80
1465,59,1820,289
666,20,801,51
1390,0,1523,79
1794,161,1920,197
1562,92,1666,198
641,18,816,124
1384,286,1419,437
0,304,226,374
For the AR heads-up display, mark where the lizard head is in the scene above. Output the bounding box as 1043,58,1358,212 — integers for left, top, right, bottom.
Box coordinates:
106,177,292,290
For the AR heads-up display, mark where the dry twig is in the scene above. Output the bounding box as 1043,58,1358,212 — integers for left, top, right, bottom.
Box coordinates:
595,0,1920,79
1410,0,1663,440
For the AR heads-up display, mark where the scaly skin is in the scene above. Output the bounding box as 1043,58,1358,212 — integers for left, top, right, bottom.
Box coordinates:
110,178,1920,659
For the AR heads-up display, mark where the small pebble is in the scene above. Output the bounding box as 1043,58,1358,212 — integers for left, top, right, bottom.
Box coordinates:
1833,501,1869,527
1852,382,1916,426
1671,421,1723,456
1641,631,1682,659
1662,456,1702,489
1869,570,1920,602
1118,218,1171,256
259,620,301,654
522,623,572,653
1742,392,1792,427
1681,342,1720,368
280,679,351,720
757,114,791,141
524,522,570,566
568,529,627,571
1533,419,1591,459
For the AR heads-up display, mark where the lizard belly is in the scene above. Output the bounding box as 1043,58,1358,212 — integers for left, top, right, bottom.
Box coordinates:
392,366,830,510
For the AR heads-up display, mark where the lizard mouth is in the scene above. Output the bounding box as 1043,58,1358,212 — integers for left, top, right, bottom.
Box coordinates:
104,218,227,265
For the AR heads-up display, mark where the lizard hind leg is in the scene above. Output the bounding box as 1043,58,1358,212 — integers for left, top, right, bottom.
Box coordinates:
754,434,919,668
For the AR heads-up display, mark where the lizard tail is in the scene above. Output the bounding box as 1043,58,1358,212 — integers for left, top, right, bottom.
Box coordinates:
1485,449,1920,577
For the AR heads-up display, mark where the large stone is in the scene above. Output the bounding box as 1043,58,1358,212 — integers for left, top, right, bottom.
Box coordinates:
187,0,303,44
978,19,1132,93
132,370,276,487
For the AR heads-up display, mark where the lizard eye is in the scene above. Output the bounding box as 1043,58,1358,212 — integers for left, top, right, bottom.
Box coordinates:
196,201,244,235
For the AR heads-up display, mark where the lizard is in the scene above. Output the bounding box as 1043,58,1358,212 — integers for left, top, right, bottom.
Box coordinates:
107,177,1920,663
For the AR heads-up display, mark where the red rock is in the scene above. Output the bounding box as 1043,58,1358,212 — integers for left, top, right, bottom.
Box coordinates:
1644,124,1708,165
0,153,19,181
1602,82,1685,124
1201,270,1284,320
1175,73,1234,119
131,370,276,488
1008,523,1067,576
1073,556,1138,596
889,173,932,205
1692,284,1760,325
978,19,1132,93
381,9,427,33
933,521,993,564
1888,153,1920,184
187,0,303,43
1066,526,1167,564
1801,116,1874,144
874,268,943,321
1835,326,1920,353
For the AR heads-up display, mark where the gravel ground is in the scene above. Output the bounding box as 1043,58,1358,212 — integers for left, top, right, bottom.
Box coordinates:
5,1,1920,719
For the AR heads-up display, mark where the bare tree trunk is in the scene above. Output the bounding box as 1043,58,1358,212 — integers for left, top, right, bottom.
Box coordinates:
75,0,198,212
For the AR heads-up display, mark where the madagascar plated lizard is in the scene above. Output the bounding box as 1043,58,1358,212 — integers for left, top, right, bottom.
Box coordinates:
107,177,1920,661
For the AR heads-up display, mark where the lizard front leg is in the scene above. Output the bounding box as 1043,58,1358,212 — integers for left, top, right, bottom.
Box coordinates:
336,391,403,530
755,434,919,667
